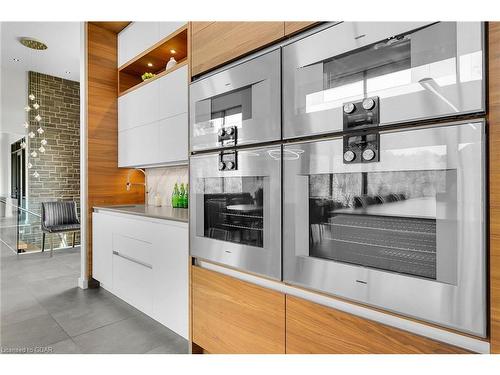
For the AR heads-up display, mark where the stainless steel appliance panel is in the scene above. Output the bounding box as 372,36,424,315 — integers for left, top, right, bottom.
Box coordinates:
190,49,281,151
283,22,485,139
283,121,486,336
190,145,281,279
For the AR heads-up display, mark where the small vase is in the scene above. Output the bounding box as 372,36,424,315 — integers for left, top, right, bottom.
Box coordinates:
166,57,177,69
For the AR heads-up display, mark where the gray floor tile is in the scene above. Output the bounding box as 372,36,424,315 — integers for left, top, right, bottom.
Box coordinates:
49,338,82,354
51,298,136,337
73,315,168,354
0,241,187,354
0,313,69,348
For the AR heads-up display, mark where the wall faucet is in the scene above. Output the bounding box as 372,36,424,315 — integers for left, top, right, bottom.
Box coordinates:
126,169,148,197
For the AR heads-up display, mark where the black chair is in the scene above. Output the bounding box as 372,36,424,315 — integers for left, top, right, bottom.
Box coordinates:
41,201,80,257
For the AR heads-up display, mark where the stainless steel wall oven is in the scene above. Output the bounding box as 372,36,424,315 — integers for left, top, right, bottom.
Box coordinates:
283,22,485,139
190,146,281,279
189,21,487,336
283,120,486,336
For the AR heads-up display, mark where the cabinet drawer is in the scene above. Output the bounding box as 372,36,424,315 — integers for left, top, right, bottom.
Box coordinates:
113,254,153,315
112,233,152,267
191,22,284,76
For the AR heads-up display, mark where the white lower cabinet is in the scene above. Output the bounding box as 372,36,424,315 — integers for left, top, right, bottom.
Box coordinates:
92,211,188,339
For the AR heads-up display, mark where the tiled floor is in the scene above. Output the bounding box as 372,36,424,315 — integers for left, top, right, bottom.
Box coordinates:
0,242,188,354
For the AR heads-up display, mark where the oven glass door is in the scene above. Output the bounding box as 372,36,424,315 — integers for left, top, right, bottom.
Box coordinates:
190,49,281,152
283,22,484,139
190,145,281,279
283,121,486,336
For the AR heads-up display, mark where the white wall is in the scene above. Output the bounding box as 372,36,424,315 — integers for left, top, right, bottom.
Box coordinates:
0,66,27,197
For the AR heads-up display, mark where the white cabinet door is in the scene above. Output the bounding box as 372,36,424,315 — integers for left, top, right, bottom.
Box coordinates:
118,122,159,167
92,213,112,288
118,22,160,67
113,254,153,315
158,113,188,164
118,80,159,132
159,22,186,41
159,65,188,120
152,221,189,339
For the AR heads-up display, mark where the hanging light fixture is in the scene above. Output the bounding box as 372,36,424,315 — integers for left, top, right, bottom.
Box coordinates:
21,38,48,180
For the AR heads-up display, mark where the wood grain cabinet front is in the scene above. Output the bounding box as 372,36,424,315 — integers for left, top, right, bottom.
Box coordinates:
191,266,286,354
190,22,284,77
285,296,470,354
284,22,317,36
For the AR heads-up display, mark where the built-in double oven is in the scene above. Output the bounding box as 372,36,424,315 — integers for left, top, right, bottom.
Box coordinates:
189,22,486,337
189,49,282,280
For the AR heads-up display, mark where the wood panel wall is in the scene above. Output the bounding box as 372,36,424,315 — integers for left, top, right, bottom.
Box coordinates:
489,21,500,354
86,23,144,278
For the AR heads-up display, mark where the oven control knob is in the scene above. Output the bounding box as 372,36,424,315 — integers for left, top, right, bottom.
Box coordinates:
343,103,356,114
219,161,226,170
226,161,235,170
362,98,375,110
343,150,356,162
362,148,375,161
226,127,234,135
218,128,226,137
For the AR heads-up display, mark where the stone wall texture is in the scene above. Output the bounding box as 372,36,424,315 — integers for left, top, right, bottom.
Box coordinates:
21,71,80,250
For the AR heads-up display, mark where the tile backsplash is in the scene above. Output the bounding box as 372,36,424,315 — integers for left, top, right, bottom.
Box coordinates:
146,166,188,206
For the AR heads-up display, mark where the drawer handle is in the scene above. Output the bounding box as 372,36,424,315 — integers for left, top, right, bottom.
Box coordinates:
113,251,152,269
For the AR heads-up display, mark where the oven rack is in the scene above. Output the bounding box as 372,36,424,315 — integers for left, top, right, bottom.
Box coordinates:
220,223,264,231
322,236,436,255
311,240,436,279
329,214,436,233
218,211,264,219
322,221,435,236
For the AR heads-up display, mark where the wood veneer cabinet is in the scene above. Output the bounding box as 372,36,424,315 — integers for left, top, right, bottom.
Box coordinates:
190,266,473,354
489,21,500,354
191,266,285,354
284,22,317,36
190,22,284,77
285,296,469,354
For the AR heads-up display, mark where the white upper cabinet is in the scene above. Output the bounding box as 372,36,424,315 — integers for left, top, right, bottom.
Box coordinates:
159,65,188,120
118,79,160,132
118,22,186,67
117,22,188,168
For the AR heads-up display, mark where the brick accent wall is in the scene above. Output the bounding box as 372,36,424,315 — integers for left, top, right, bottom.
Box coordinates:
20,72,80,250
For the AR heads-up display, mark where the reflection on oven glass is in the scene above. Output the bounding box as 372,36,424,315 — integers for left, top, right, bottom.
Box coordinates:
302,22,482,114
199,176,264,247
308,169,456,279
194,86,252,136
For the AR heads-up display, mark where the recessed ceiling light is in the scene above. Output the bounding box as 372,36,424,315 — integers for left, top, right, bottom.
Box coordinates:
147,62,153,67
20,37,48,50
13,57,21,62
170,49,176,54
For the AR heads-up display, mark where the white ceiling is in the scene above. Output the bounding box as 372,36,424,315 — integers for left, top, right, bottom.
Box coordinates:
1,22,80,81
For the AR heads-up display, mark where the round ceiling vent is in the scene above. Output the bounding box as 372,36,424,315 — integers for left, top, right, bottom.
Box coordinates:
19,37,48,50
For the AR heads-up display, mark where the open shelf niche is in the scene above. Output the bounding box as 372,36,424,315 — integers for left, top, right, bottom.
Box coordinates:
118,24,188,96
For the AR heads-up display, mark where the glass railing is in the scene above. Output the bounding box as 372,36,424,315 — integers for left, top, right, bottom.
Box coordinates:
0,197,19,252
0,197,80,254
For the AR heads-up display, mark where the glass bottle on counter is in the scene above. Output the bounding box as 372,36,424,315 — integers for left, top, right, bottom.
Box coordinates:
172,183,180,208
180,183,188,208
